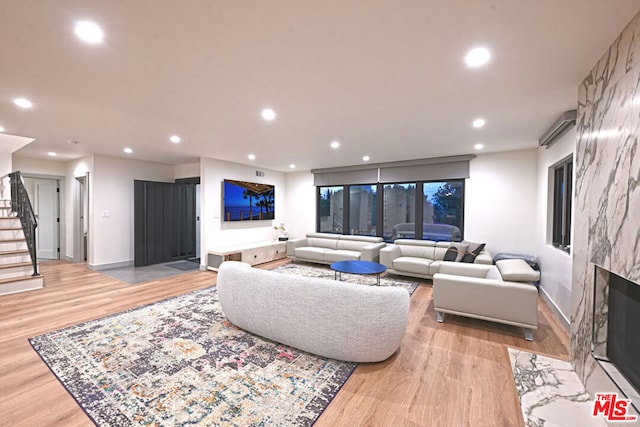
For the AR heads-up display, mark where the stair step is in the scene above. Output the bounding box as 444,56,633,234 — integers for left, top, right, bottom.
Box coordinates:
0,249,29,256
0,238,26,243
0,274,43,295
0,261,37,280
0,274,40,285
0,249,31,264
0,261,33,270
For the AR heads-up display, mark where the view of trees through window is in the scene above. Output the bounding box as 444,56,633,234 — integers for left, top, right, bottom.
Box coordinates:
318,180,464,241
318,186,344,233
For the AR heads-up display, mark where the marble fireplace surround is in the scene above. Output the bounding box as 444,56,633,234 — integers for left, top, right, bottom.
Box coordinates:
572,9,640,420
591,266,640,412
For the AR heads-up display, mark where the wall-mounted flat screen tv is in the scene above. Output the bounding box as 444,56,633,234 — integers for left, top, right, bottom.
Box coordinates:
223,179,275,221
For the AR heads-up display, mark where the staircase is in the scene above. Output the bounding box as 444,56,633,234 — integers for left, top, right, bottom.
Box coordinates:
0,176,43,295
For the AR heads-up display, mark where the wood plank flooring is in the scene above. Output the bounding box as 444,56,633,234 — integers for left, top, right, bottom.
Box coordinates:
0,260,569,426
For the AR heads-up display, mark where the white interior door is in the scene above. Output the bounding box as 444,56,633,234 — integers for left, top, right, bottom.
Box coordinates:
34,179,59,259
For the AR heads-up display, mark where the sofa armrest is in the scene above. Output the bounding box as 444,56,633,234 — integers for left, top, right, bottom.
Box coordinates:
438,261,494,278
433,273,538,328
380,245,401,268
361,242,387,262
286,238,308,256
474,250,493,265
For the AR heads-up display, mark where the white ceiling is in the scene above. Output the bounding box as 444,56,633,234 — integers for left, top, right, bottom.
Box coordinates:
2,1,639,172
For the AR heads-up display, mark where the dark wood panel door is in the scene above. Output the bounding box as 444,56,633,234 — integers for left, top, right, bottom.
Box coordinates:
134,180,196,266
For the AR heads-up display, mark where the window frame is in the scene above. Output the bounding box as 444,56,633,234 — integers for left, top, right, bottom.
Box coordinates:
316,179,465,242
551,156,573,253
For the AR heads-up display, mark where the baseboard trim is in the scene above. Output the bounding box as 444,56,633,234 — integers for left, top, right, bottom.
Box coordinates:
539,286,570,332
89,260,134,271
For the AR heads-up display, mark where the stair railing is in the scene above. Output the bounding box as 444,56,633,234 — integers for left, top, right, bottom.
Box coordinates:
8,171,39,276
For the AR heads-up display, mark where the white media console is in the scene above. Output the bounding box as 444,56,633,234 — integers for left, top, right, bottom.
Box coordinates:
207,240,287,271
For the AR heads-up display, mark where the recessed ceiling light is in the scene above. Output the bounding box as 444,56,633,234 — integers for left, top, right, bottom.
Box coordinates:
74,21,104,44
362,155,370,162
465,47,491,67
47,152,57,157
248,154,256,160
472,118,486,128
289,164,296,169
13,98,33,109
330,141,340,149
261,108,276,121
474,143,484,150
170,135,181,143
124,147,133,154
0,126,4,132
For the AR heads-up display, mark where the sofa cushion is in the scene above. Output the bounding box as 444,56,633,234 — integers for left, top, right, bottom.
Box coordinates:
428,260,443,276
496,259,540,282
393,257,432,275
337,239,370,252
295,247,331,261
325,249,361,262
339,235,383,243
307,237,339,249
485,266,502,281
399,244,436,260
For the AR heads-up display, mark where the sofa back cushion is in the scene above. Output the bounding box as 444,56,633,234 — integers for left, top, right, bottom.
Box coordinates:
335,234,382,251
305,232,340,249
395,239,437,259
337,239,369,251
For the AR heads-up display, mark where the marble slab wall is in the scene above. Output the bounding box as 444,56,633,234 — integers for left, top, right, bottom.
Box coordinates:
572,10,640,396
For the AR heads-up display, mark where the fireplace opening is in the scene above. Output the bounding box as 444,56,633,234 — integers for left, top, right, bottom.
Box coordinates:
607,272,640,394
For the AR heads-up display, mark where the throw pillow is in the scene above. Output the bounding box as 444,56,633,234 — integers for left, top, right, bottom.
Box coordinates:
461,242,486,263
443,243,469,262
443,247,458,261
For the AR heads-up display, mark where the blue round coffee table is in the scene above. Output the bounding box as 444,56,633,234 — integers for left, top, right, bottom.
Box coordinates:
330,260,387,285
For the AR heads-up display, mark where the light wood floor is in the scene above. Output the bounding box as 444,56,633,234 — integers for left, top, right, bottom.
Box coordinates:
0,260,569,426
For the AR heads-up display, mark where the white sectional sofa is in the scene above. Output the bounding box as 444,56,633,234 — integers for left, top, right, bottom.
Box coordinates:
286,232,386,264
380,239,492,279
433,259,540,340
216,261,410,362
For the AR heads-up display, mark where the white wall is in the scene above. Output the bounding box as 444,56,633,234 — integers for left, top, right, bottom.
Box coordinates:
90,155,175,268
2,134,35,178
465,149,538,255
285,171,316,239
174,163,200,179
12,157,67,177
200,157,287,259
535,128,575,324
0,148,11,178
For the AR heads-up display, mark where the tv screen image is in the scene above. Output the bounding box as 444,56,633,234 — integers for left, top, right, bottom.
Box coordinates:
223,179,275,221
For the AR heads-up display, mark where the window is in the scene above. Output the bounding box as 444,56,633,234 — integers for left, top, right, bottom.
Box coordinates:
317,180,464,241
348,185,377,236
318,186,344,233
552,157,573,252
423,181,464,241
383,183,416,241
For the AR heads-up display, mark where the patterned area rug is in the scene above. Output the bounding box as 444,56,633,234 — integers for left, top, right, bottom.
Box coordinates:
29,263,416,426
273,262,419,295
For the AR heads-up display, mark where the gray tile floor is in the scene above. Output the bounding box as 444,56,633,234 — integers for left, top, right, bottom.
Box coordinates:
99,261,202,284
